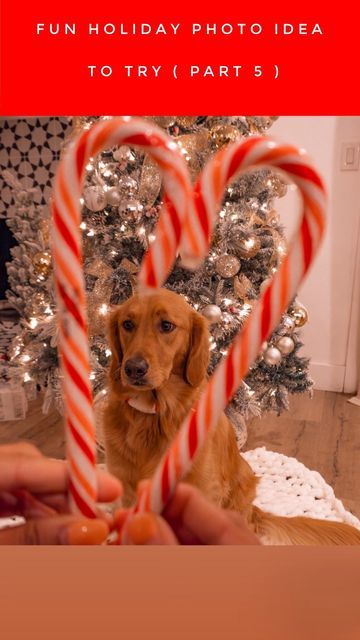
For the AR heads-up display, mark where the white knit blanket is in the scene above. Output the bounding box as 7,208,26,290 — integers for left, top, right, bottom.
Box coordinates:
243,447,360,529
1,447,359,532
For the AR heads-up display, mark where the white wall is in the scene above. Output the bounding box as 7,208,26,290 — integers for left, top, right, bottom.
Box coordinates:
270,117,360,392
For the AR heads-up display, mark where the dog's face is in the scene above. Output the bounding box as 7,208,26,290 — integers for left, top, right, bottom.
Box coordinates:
108,289,209,393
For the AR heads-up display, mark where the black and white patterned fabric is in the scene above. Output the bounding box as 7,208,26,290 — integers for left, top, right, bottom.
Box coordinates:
0,117,71,216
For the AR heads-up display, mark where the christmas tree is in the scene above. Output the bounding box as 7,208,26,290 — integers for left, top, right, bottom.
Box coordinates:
1,116,312,446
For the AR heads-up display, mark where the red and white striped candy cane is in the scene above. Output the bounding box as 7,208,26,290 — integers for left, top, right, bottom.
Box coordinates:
133,136,326,516
51,117,192,517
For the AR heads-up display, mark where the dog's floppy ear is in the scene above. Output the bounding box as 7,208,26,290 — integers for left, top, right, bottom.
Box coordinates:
184,312,210,387
107,308,123,382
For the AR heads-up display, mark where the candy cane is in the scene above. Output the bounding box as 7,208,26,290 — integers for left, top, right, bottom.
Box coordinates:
51,117,192,517
133,136,326,516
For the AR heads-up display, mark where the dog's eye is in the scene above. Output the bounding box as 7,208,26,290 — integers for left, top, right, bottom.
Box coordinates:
159,320,175,333
122,320,134,331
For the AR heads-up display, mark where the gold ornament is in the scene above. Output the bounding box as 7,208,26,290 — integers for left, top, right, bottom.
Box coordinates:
233,274,252,300
235,233,261,259
291,302,309,327
210,124,241,149
176,130,211,181
33,251,52,277
215,254,240,278
138,156,162,206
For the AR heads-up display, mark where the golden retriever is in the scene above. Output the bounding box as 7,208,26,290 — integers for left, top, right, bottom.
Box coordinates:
103,289,360,544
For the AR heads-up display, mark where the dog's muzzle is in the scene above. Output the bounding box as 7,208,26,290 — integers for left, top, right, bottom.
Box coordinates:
124,357,149,384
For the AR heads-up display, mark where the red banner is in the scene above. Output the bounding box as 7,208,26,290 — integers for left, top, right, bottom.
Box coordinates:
0,0,359,115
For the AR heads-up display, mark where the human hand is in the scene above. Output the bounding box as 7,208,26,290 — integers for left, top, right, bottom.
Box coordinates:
119,483,260,545
0,442,122,544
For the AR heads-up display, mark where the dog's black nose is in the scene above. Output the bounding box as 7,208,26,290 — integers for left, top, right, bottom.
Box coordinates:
124,357,149,380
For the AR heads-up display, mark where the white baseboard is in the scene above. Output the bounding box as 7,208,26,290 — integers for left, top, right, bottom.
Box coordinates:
309,362,345,392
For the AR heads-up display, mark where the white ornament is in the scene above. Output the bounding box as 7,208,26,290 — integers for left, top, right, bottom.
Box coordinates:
264,346,282,366
83,186,106,212
105,186,122,206
202,304,222,324
277,336,295,355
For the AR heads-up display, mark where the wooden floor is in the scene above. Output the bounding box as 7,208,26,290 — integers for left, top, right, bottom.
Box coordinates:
245,391,360,519
1,390,359,518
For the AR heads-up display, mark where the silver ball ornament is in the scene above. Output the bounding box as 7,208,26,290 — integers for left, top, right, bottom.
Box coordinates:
277,336,295,355
201,304,222,324
118,175,138,198
119,199,144,221
83,186,107,212
105,187,122,207
264,346,282,366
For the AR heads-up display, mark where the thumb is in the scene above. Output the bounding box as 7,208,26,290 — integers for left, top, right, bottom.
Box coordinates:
0,516,109,545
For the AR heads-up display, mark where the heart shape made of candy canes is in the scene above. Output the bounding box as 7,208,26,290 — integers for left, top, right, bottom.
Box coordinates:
51,116,326,521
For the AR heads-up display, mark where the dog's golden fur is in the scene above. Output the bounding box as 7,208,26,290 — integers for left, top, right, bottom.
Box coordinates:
103,289,360,544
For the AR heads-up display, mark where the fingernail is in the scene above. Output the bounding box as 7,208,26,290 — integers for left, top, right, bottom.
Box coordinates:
64,519,109,545
124,513,158,545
